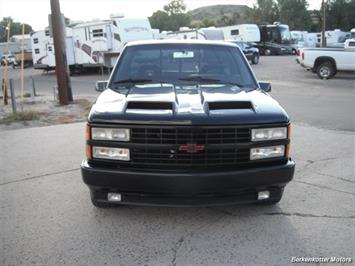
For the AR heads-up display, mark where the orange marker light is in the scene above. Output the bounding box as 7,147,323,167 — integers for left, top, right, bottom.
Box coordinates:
86,125,91,141
86,144,92,160
86,125,91,159
286,124,291,158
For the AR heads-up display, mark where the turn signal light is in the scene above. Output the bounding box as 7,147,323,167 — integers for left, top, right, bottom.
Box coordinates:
86,125,91,159
286,124,291,158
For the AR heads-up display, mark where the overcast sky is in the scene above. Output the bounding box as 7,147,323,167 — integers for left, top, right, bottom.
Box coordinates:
1,0,323,31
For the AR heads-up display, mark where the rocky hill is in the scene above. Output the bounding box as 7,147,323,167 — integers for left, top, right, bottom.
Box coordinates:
189,4,251,26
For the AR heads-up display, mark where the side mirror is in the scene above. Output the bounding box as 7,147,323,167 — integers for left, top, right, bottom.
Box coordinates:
95,80,108,92
259,82,272,92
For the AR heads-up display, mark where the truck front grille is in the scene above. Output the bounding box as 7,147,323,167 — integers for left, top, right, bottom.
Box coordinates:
89,125,287,171
128,126,251,169
130,147,250,168
131,127,250,144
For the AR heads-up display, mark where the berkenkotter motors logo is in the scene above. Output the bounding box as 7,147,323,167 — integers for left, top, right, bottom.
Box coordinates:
291,257,352,263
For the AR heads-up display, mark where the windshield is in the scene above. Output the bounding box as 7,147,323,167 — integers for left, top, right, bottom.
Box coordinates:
280,26,291,44
110,44,258,90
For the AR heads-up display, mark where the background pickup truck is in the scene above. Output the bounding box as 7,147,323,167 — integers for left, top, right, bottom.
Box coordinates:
297,39,355,79
13,51,33,68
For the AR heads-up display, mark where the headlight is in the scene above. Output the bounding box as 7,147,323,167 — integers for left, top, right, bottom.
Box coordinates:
92,146,130,161
91,128,130,141
251,127,287,141
250,145,285,160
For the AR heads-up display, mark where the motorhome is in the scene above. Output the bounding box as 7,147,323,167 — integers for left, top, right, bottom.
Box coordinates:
220,24,260,42
256,23,292,55
219,23,292,55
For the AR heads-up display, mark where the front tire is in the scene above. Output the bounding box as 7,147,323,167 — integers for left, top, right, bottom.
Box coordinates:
317,62,335,79
251,53,259,64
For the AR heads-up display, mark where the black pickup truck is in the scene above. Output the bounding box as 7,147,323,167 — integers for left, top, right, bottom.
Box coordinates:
81,40,295,208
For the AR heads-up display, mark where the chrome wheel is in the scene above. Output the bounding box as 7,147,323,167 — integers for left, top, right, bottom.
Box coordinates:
319,66,330,78
317,62,335,79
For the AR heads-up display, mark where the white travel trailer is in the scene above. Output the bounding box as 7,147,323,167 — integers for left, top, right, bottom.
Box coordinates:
220,24,260,42
70,16,154,69
324,29,349,44
351,29,355,39
303,33,320,48
291,31,307,43
165,27,224,40
31,15,154,71
31,27,75,70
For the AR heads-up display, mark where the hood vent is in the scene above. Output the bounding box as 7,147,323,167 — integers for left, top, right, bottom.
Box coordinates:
127,101,173,110
208,101,253,110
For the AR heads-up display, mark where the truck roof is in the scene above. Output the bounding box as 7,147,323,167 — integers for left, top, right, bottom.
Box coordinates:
125,39,237,47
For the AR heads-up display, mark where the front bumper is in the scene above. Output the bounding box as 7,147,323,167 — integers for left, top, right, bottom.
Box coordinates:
81,159,295,206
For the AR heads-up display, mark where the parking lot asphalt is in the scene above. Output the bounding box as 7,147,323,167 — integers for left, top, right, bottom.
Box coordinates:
1,56,355,266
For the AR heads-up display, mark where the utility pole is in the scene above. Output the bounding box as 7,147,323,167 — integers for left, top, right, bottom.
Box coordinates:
20,23,25,100
2,21,10,105
321,0,326,47
50,0,73,105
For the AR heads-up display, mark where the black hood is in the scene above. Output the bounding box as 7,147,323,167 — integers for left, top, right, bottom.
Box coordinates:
88,84,289,125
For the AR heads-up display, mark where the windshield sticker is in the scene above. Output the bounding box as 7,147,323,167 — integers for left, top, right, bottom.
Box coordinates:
173,51,194,58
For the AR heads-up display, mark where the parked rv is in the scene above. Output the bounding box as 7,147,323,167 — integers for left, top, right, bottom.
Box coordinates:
31,28,58,71
165,27,224,40
31,15,154,72
256,23,292,55
290,31,308,54
220,23,292,55
351,28,355,39
303,32,320,48
220,24,260,42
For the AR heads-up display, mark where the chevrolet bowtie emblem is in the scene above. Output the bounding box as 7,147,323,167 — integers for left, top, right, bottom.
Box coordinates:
179,144,205,153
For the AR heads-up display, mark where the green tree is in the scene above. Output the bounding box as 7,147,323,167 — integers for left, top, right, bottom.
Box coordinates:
149,11,171,31
149,0,191,31
201,18,216,28
163,0,187,15
0,17,33,42
326,0,355,31
277,0,311,30
246,0,279,24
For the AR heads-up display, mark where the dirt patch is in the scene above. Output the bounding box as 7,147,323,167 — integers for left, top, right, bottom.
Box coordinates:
0,95,96,130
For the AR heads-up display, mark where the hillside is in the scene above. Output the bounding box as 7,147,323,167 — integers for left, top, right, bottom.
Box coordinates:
189,4,251,26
